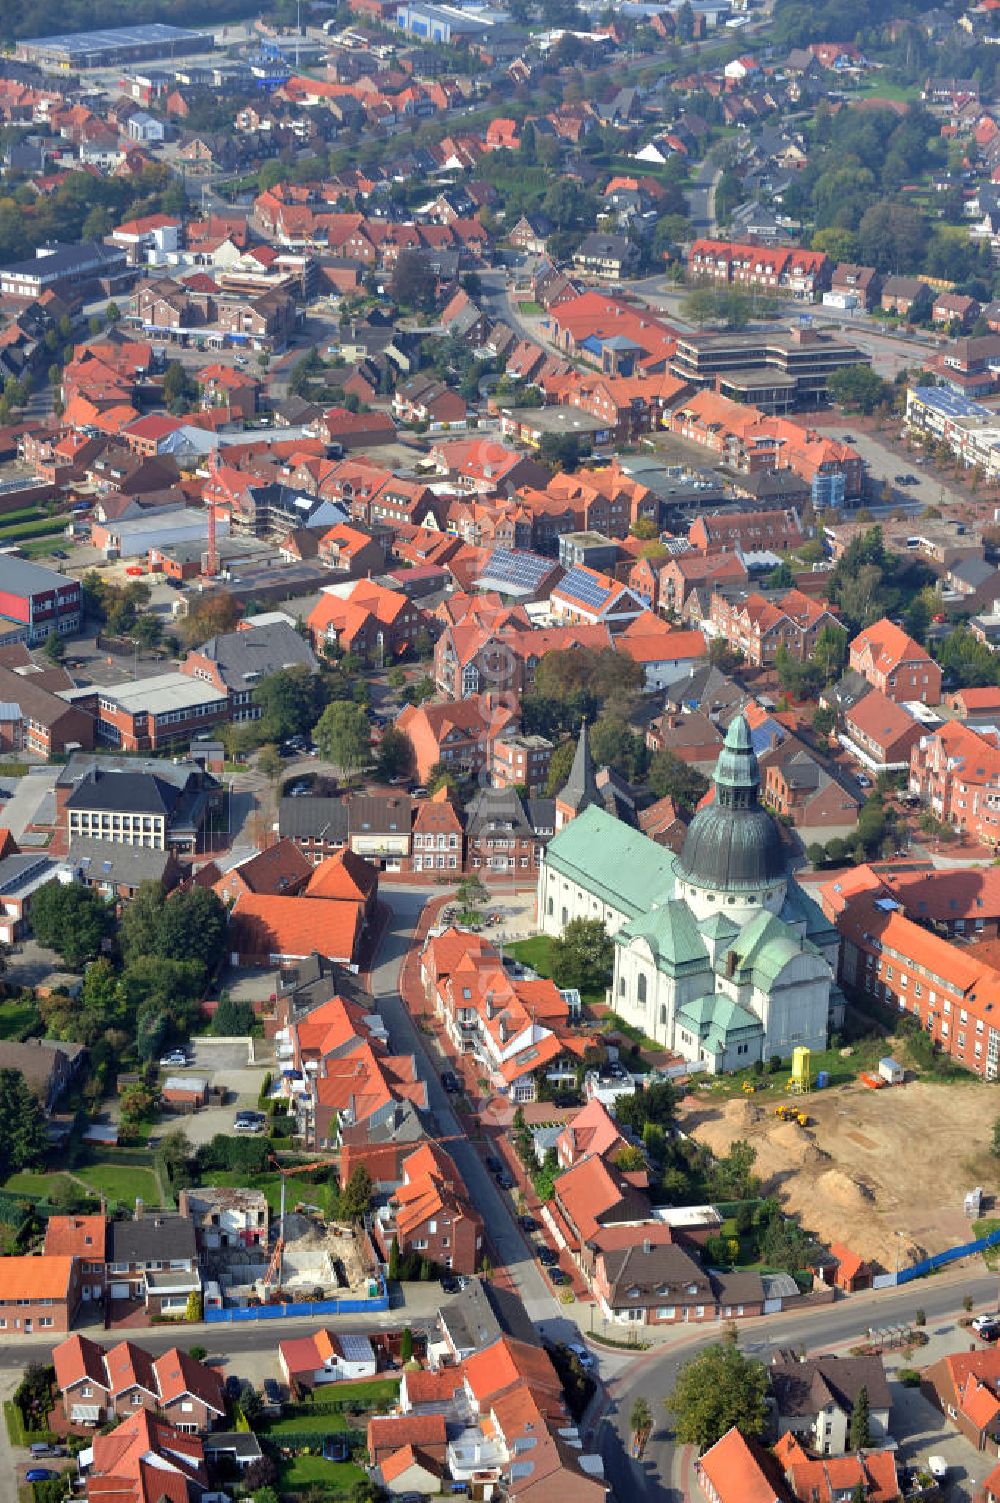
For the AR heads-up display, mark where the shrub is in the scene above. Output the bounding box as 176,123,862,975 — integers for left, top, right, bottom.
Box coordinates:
897,1368,921,1388
913,1309,925,1327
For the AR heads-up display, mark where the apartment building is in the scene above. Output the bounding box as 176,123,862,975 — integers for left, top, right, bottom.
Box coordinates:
849,617,942,705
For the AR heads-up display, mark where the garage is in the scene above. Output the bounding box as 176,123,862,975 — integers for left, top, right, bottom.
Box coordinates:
109,1283,131,1300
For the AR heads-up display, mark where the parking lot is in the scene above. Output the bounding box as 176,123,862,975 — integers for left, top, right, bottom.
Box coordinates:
156,1039,271,1147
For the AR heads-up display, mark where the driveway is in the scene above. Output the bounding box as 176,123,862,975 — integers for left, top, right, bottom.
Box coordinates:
817,424,969,511
152,1039,269,1147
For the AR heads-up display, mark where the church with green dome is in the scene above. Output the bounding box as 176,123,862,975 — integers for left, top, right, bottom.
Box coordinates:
536,715,843,1073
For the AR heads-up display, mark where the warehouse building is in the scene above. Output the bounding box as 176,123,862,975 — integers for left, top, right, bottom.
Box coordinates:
16,24,206,70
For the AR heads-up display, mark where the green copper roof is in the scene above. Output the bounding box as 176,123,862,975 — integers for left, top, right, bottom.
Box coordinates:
676,992,762,1049
617,899,709,975
699,913,740,943
544,804,676,918
725,909,820,988
676,712,786,894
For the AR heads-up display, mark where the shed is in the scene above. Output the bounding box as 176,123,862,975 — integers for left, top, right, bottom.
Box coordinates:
878,1056,904,1085
161,1075,209,1109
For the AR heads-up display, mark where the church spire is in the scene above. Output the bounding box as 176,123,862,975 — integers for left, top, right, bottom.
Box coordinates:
556,718,599,825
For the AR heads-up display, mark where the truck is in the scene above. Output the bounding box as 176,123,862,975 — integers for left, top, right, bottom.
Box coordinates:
878,1056,904,1086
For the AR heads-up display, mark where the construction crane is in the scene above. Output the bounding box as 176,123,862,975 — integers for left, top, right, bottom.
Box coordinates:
262,1156,326,1293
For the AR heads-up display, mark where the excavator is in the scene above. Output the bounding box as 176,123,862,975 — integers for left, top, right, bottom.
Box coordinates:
773,1104,809,1127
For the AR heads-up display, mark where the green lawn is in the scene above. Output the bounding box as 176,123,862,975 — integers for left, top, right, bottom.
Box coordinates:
516,300,544,314
268,1412,347,1437
848,78,921,101
0,999,39,1040
3,1170,76,1200
77,1164,160,1206
279,1456,365,1494
300,1377,400,1408
974,1218,1000,1270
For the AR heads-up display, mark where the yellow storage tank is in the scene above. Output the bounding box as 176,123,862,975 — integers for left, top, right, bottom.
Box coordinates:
788,1046,812,1094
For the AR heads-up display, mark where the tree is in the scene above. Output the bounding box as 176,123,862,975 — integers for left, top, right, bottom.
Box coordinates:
120,882,227,975
456,875,489,910
551,917,613,993
254,667,328,742
0,1068,48,1180
828,365,891,415
709,1140,761,1202
212,997,254,1036
43,630,65,664
29,881,112,969
539,432,582,472
376,727,415,782
258,744,283,784
162,361,197,415
340,1165,373,1222
546,740,576,797
119,1081,156,1131
812,705,836,738
629,1395,652,1437
666,1341,769,1450
848,1385,870,1451
648,748,709,811
314,699,370,778
391,250,436,312
615,1081,676,1136
388,1236,400,1281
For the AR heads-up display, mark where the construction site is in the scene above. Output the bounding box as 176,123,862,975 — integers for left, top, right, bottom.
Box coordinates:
202,1212,381,1309
682,1065,1000,1273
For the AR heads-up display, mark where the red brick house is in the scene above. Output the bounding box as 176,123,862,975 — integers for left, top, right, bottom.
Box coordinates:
54,1335,225,1430
409,788,464,874
374,1141,483,1274
0,1256,81,1334
44,1215,106,1307
925,1349,1000,1450
843,690,922,771
212,839,313,904
849,617,942,704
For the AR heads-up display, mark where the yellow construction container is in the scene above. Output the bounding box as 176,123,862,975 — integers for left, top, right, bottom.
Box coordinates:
787,1046,812,1095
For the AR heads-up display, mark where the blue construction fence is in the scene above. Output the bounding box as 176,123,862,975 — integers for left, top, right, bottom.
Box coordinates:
872,1225,1000,1289
206,1290,389,1323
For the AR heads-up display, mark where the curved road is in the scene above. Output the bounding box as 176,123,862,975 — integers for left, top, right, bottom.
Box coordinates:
600,1269,1000,1501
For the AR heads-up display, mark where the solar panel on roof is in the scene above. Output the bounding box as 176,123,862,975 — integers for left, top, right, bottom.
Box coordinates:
480,547,552,590
560,566,612,609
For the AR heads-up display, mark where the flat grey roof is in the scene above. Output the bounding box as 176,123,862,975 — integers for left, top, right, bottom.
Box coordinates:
21,23,202,55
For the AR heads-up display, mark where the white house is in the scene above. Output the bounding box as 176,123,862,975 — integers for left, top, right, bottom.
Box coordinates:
278,1330,377,1390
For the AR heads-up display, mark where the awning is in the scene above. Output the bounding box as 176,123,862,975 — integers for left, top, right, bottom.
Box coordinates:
71,1406,101,1422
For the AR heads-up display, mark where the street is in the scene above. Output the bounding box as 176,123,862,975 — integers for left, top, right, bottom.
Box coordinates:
371,885,569,1335
601,1268,1000,1503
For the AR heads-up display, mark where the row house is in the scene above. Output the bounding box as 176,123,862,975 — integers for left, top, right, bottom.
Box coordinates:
836,889,1000,1078
106,1209,200,1318
688,239,831,298
54,1334,225,1430
433,617,612,699
849,617,942,704
392,374,468,430
690,506,805,555
280,993,427,1150
843,690,923,773
909,718,1000,845
709,587,843,665
423,926,591,1102
373,1142,483,1274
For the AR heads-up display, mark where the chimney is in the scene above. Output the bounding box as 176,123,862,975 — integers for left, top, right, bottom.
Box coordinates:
178,1189,190,1219
643,1237,651,1255
134,1197,144,1220
726,950,738,978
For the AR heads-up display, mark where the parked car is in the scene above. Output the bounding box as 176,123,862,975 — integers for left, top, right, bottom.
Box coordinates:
549,1270,569,1286
159,1050,189,1068
440,1275,462,1294
568,1343,595,1369
928,1457,947,1481
973,1313,1000,1333
519,1215,538,1233
263,1379,283,1406
224,1375,244,1402
537,1246,558,1266
233,1111,266,1134
485,1154,502,1175
496,1170,515,1191
441,1070,460,1093
26,1471,57,1483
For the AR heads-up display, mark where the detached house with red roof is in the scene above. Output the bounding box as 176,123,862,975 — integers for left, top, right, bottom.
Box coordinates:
0,1255,80,1335
373,1141,484,1274
306,580,432,665
85,1409,207,1503
926,1348,1000,1449
278,1329,377,1391
697,1427,794,1503
850,616,942,704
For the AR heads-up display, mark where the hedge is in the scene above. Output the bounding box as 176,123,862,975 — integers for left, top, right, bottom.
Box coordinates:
4,1401,56,1447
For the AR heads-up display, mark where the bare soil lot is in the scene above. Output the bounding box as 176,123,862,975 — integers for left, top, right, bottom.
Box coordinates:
682,1077,996,1270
